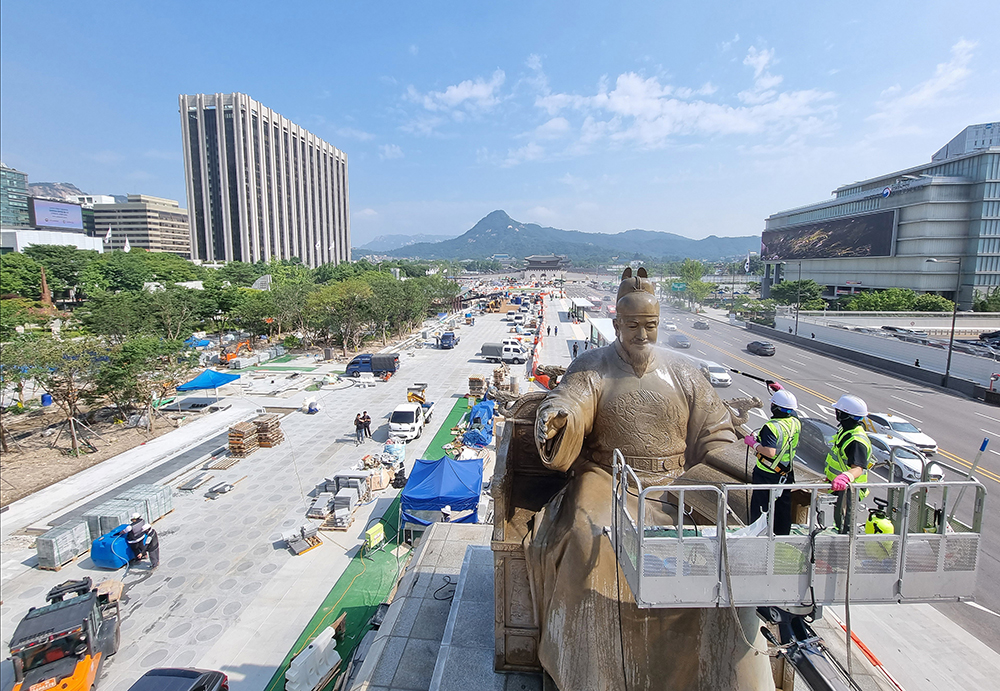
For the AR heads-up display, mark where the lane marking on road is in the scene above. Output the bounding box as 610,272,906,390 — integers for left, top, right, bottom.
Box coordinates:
838,366,859,375
789,358,810,366
888,408,921,423
799,405,817,418
981,428,1000,438
938,448,1000,484
696,349,706,355
831,374,852,382
827,383,848,393
783,365,799,373
750,408,768,420
890,395,922,408
816,404,835,417
738,388,753,398
990,449,1000,457
976,412,1000,424
965,602,1000,619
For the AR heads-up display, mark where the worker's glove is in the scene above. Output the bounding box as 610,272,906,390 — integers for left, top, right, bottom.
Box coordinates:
743,434,757,448
831,472,853,492
766,380,783,392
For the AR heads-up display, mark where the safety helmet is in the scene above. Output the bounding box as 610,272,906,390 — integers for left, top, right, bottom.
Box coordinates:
833,394,868,418
130,513,143,521
770,389,798,411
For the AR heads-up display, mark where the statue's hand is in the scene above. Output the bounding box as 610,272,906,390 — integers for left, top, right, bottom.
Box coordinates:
537,408,570,444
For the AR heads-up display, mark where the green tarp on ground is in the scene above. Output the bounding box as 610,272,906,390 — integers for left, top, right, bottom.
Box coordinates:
261,395,473,691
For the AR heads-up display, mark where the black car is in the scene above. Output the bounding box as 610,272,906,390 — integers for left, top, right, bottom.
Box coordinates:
126,669,229,691
668,333,691,348
692,320,710,330
747,340,775,356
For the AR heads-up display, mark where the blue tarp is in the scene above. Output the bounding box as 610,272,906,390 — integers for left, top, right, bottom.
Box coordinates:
469,400,495,427
184,337,211,348
177,369,241,391
462,427,492,447
401,456,483,526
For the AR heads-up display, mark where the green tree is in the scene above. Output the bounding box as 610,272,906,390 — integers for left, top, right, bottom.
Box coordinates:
363,272,405,344
96,336,197,431
142,250,203,284
847,288,917,311
81,251,152,293
215,261,262,287
687,280,714,308
0,335,38,452
23,245,100,299
147,287,202,340
913,293,954,312
1,298,49,338
770,279,824,306
974,288,1000,312
677,258,705,284
230,289,278,337
31,336,108,454
306,279,373,355
0,252,43,299
78,291,151,343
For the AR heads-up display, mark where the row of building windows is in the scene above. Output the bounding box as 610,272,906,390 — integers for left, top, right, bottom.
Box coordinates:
773,196,880,227
835,153,999,199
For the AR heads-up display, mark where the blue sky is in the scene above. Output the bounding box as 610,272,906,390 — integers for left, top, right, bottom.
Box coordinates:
2,1,998,246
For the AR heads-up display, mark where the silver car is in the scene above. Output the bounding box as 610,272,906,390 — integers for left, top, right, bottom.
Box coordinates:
869,433,943,482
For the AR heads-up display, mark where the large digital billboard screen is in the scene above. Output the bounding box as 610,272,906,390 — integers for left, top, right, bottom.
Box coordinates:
29,198,84,230
760,210,895,261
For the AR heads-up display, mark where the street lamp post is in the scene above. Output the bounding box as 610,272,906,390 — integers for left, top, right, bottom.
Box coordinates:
794,261,802,338
926,258,961,387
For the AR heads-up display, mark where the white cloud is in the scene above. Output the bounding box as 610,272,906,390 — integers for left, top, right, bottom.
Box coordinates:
525,205,558,222
533,117,570,139
721,34,740,52
356,208,378,218
406,70,506,113
867,39,976,131
409,44,419,56
738,45,784,104
335,126,376,141
743,46,775,79
378,144,404,160
526,53,543,71
503,142,544,167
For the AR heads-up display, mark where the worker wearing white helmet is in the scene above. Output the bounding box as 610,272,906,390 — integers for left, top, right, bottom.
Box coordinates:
126,512,160,569
825,394,874,533
743,388,801,535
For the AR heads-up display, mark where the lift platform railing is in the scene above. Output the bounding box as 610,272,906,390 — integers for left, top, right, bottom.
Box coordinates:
610,450,986,609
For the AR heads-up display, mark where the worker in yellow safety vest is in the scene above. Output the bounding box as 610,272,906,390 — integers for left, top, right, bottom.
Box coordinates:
825,394,873,533
743,389,801,535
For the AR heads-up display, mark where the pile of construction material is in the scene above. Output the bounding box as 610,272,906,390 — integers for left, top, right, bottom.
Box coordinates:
228,421,259,457
36,523,91,571
468,376,486,398
253,413,285,447
492,364,511,391
38,483,173,570
330,488,358,530
284,524,321,555
307,493,335,519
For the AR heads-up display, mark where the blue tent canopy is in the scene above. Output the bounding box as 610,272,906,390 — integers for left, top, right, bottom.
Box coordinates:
177,369,241,391
469,399,495,427
184,337,211,348
401,456,483,526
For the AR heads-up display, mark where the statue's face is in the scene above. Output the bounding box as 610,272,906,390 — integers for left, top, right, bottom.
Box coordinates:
614,298,659,359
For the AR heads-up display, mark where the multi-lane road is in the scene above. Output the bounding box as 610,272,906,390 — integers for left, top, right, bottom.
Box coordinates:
654,304,1000,652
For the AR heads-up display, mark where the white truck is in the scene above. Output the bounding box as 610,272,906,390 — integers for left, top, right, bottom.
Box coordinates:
389,401,435,440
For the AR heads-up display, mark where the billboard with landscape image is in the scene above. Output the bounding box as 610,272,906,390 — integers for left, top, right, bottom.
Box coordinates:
761,210,895,261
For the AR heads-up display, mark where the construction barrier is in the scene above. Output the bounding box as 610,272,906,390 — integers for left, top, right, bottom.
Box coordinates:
284,625,341,691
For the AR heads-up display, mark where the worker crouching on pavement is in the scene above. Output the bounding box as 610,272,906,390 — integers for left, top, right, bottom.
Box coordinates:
824,394,874,533
744,389,801,535
127,513,160,569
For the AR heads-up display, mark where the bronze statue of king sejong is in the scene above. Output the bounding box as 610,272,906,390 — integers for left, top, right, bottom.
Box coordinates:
525,268,774,691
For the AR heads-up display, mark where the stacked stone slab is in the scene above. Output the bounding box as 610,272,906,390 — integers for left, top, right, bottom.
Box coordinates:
82,499,147,540
36,522,91,570
116,484,173,523
253,413,285,448
228,421,259,457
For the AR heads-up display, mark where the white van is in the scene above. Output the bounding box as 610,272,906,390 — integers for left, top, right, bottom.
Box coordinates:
512,314,525,325
502,344,528,364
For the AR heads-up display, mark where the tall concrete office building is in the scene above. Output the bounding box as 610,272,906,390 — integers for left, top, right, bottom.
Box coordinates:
179,93,350,267
94,195,191,257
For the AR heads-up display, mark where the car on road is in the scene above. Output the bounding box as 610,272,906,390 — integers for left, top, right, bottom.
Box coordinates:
794,417,837,470
692,320,710,330
668,333,691,349
869,433,943,482
126,669,229,691
747,340,776,356
662,322,677,331
864,412,937,456
699,362,732,387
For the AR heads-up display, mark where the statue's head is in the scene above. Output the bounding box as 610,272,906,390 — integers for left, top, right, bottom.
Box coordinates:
614,267,659,365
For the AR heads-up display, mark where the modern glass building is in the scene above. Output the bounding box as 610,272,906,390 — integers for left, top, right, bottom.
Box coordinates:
1,163,31,227
762,123,1000,309
179,93,350,267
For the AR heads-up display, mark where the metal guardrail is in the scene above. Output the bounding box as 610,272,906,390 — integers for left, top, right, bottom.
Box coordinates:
611,450,986,609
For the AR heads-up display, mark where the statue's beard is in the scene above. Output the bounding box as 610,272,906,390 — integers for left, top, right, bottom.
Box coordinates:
621,341,654,377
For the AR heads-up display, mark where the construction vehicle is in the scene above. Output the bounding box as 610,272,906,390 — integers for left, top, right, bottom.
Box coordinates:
221,340,251,364
8,578,122,691
486,299,501,313
393,384,435,440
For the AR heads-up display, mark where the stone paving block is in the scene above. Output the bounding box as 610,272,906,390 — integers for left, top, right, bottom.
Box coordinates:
410,596,452,641
501,673,543,691
435,645,496,691
391,637,441,690
450,599,494,650
370,636,409,687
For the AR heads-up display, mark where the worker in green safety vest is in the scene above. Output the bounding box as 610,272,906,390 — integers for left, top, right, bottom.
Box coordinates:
743,388,801,535
825,394,873,533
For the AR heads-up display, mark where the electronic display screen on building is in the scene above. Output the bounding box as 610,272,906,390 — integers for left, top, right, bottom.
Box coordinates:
760,210,895,261
29,198,84,230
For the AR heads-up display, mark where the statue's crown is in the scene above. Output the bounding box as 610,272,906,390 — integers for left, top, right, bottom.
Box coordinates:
616,267,655,303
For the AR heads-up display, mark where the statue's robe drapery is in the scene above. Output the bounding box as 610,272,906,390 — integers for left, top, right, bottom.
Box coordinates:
525,342,773,691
